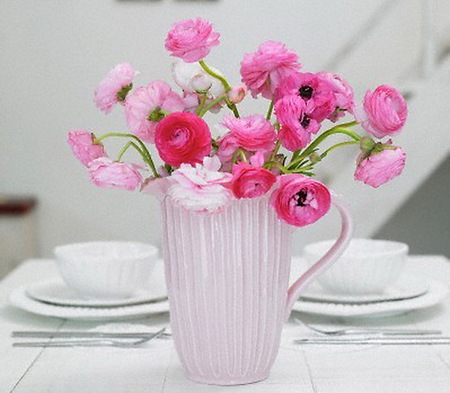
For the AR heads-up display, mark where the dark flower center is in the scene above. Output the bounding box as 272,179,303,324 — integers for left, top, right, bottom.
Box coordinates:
295,189,308,207
298,85,313,99
300,115,311,129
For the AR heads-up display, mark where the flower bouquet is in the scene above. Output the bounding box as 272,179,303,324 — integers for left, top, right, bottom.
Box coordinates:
67,18,407,385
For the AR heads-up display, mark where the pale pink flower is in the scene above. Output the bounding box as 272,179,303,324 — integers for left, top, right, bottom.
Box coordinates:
140,176,172,200
67,130,106,167
240,41,301,99
317,72,355,121
94,63,137,114
227,84,247,104
88,157,143,191
231,162,276,199
275,95,320,151
357,85,408,139
354,146,406,188
165,18,220,63
270,174,331,227
125,81,185,143
276,72,336,122
154,112,212,167
168,156,232,212
217,114,277,162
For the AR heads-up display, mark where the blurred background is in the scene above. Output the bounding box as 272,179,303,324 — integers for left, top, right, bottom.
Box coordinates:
1,0,449,277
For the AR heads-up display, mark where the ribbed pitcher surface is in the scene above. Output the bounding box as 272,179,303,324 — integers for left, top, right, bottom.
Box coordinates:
161,194,292,385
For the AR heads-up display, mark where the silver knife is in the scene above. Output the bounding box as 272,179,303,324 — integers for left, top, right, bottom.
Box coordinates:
294,337,450,345
12,330,171,339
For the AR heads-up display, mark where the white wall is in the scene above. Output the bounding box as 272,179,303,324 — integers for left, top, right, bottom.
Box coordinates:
0,0,443,258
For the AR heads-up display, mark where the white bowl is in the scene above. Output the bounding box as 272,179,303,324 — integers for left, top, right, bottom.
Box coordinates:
303,239,408,296
54,241,159,299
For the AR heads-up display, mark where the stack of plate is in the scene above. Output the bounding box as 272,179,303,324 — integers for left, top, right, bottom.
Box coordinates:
9,261,170,321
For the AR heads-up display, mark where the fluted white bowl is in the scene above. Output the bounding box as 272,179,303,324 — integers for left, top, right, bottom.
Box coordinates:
54,241,158,299
303,239,408,296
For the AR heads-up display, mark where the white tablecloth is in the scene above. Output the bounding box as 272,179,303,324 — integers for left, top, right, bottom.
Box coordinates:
1,256,450,393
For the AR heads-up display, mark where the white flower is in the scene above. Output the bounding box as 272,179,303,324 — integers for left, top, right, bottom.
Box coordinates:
168,156,232,212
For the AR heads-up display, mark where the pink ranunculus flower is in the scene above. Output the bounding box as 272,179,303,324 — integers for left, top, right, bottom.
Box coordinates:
94,63,137,114
275,95,320,151
358,85,408,139
67,129,106,167
88,157,143,191
354,145,406,188
231,162,276,199
154,112,212,167
165,18,220,63
240,41,301,99
270,174,331,227
168,156,232,212
125,81,185,143
217,114,277,162
317,72,355,121
276,72,336,122
227,84,247,104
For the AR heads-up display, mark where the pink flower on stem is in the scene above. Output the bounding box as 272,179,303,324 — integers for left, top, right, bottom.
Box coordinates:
354,145,406,188
357,85,408,139
168,156,232,212
227,84,247,104
88,157,143,191
276,72,336,122
125,81,185,143
94,63,137,114
67,130,106,167
270,174,331,227
231,161,276,199
240,41,301,99
154,112,212,167
275,95,320,151
217,114,277,162
165,18,220,63
317,72,355,121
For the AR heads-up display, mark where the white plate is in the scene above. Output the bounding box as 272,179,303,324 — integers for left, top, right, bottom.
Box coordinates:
26,279,167,308
300,276,429,305
9,286,170,321
292,280,448,318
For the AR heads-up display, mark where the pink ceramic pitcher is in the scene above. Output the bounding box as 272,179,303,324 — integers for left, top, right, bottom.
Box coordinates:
161,192,353,385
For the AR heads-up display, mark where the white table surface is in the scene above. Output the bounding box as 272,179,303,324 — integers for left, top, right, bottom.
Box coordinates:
1,256,450,393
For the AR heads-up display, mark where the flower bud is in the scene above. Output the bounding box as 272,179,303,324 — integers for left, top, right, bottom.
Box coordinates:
227,84,247,104
309,152,322,164
359,136,375,154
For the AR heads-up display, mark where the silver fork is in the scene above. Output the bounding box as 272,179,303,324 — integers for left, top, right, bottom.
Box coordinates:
13,327,166,348
295,319,441,336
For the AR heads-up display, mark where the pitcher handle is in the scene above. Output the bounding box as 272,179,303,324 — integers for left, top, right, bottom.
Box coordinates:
284,193,354,320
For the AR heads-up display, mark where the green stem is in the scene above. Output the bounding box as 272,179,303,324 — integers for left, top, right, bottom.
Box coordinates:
232,148,247,165
263,161,290,174
97,133,159,177
320,141,359,159
266,100,274,120
198,96,226,117
269,140,281,162
195,94,208,116
288,122,360,169
116,141,133,161
199,60,240,118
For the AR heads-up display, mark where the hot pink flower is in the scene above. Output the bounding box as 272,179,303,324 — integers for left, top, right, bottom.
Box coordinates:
165,18,220,63
217,114,277,162
154,112,212,167
94,63,136,114
358,85,408,139
125,81,185,143
275,95,320,151
317,72,355,121
276,72,336,122
88,157,143,191
270,174,331,227
354,146,406,188
231,162,276,199
168,156,232,212
240,41,301,99
67,130,106,167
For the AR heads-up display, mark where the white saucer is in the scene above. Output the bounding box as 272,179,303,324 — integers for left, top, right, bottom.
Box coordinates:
292,280,448,318
300,277,429,305
9,285,170,321
26,279,167,308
